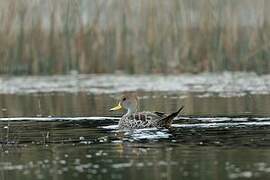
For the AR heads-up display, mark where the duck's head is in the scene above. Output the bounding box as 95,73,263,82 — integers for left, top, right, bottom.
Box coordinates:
110,93,138,116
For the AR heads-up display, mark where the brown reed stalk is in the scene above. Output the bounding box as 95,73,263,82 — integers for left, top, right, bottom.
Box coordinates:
0,0,269,75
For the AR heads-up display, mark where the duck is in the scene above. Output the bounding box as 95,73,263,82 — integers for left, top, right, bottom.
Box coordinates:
110,93,184,129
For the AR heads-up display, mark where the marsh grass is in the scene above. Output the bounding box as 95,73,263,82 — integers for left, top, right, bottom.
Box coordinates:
0,0,270,75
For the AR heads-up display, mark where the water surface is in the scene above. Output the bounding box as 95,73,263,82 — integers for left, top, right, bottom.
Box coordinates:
1,73,270,180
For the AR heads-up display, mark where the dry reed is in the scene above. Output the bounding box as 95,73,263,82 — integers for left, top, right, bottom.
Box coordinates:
0,0,269,75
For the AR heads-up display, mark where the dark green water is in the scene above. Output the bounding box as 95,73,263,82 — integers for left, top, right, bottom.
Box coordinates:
1,91,270,180
0,92,270,117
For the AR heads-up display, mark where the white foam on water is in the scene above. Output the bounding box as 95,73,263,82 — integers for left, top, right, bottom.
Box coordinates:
0,72,270,96
172,121,270,128
0,116,120,122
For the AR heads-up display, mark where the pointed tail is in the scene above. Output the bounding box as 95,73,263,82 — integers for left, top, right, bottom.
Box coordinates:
160,106,184,128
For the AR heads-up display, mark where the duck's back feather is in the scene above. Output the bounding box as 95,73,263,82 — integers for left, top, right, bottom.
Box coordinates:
118,106,184,129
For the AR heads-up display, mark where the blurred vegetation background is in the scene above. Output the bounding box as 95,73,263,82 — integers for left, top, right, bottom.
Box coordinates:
0,0,270,75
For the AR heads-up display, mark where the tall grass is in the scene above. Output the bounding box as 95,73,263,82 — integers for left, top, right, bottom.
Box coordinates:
0,0,270,75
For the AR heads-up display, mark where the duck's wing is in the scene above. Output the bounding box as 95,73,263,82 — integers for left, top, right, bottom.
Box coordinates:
122,107,184,129
157,106,184,128
123,111,165,128
153,111,167,117
129,111,165,121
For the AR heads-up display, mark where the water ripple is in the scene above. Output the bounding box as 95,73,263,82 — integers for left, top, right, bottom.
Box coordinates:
1,116,270,146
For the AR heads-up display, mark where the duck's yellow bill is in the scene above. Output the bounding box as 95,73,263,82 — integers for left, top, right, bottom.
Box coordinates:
110,103,122,111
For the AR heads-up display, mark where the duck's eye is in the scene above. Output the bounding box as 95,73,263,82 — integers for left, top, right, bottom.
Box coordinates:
122,97,126,101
